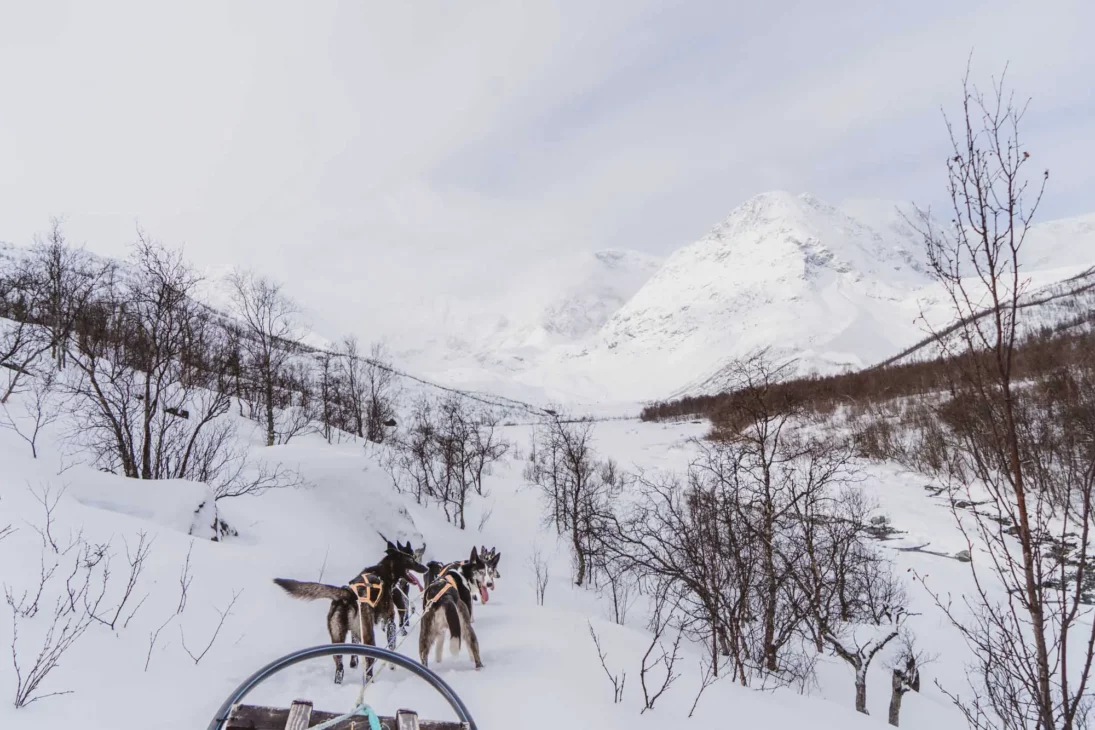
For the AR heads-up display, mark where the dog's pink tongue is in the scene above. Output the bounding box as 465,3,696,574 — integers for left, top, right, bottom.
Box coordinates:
408,572,422,589
479,585,489,604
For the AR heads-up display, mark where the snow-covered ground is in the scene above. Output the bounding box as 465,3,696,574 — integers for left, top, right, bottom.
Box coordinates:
0,372,985,730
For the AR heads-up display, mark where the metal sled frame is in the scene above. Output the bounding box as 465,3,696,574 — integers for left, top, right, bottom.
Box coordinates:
206,644,478,730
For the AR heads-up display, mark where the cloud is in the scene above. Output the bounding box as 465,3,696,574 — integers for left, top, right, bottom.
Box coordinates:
1,0,1091,351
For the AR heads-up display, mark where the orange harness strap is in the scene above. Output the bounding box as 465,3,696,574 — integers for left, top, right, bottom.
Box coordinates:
430,574,458,604
349,572,384,608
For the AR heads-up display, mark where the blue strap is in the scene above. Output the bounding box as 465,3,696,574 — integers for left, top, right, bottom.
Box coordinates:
308,703,381,730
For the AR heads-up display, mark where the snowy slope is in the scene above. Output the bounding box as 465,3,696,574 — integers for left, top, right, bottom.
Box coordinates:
0,376,973,730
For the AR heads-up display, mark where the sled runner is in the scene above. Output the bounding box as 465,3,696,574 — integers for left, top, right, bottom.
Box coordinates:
207,644,477,730
224,700,465,730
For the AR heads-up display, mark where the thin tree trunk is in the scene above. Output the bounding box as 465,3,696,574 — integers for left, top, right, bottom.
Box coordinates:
264,365,275,447
855,667,868,714
888,670,904,726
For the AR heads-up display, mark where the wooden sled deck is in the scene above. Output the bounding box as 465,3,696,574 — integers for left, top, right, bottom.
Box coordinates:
226,700,468,730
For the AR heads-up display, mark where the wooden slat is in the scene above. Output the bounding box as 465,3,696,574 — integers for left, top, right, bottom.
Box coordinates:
226,703,465,730
396,709,420,730
285,700,313,730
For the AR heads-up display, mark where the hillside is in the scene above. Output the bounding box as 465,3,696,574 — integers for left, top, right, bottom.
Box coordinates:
0,359,972,730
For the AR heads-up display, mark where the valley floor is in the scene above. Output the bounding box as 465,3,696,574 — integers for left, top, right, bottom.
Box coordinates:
0,405,977,730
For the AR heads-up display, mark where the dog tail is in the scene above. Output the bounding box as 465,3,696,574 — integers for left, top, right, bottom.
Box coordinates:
274,578,353,602
444,601,462,654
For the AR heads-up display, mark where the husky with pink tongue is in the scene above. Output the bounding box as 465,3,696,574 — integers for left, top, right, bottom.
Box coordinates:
423,547,493,624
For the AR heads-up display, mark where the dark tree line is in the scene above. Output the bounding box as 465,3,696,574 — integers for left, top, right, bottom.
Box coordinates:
640,324,1095,426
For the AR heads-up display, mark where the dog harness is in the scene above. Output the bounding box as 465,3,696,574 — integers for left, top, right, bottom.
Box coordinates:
427,573,459,605
349,571,384,608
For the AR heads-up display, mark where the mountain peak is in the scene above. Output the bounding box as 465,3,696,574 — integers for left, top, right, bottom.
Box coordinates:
550,191,940,401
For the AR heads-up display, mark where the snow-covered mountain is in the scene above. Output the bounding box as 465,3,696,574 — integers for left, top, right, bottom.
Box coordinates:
485,192,1095,404
518,193,937,401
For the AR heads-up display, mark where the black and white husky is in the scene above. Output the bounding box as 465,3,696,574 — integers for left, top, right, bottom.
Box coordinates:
273,542,426,683
479,545,501,594
381,535,427,636
418,548,492,669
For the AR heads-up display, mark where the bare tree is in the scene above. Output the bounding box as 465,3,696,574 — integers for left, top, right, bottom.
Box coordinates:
87,531,152,631
144,614,175,672
700,354,856,674
606,469,746,682
688,656,723,718
0,267,49,403
314,350,337,442
888,635,923,727
8,591,95,708
639,591,683,713
530,548,550,606
0,368,61,458
0,221,106,395
820,561,907,715
226,269,301,447
525,414,618,586
337,336,367,439
588,621,626,704
5,520,151,708
180,589,242,665
910,66,1095,730
66,236,234,480
386,395,508,528
601,562,637,625
177,542,194,615
364,342,398,443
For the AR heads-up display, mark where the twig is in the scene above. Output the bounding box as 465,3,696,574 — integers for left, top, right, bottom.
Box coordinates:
180,590,242,665
588,621,626,703
177,542,194,615
317,544,330,583
144,615,175,672
688,656,722,718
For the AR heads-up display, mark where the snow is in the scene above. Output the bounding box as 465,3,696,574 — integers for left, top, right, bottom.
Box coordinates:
0,368,983,730
3,188,1093,729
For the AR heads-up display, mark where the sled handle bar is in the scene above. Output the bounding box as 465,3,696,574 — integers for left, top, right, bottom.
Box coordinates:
206,643,478,730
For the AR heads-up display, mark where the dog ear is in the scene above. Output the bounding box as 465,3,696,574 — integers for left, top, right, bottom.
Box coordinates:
470,546,479,563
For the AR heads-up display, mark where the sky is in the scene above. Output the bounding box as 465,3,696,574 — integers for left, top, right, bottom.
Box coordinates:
1,0,1093,347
